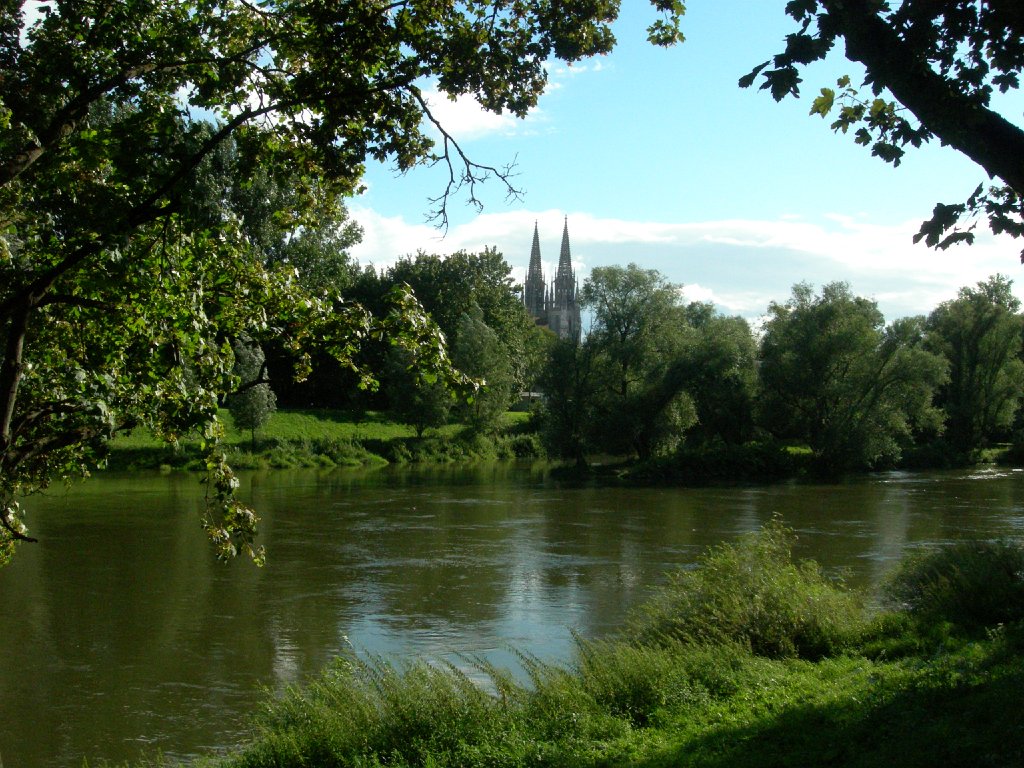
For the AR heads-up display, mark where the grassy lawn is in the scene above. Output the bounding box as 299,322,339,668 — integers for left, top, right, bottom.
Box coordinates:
106,408,539,470
110,409,419,449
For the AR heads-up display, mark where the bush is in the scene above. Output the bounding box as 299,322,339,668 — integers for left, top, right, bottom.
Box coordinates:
627,520,864,659
631,441,804,485
883,540,1024,631
495,431,546,459
574,638,748,727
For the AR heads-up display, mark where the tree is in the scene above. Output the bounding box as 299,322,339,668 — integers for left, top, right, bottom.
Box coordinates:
925,275,1024,454
538,336,596,468
384,346,452,439
741,1,1024,256
242,172,363,300
674,303,758,447
452,306,515,435
378,248,537,392
228,338,277,451
580,264,694,460
210,138,365,411
758,282,946,473
2,1,686,561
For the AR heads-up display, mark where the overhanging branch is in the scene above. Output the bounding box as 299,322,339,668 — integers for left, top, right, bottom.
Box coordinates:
824,0,1024,195
409,86,523,231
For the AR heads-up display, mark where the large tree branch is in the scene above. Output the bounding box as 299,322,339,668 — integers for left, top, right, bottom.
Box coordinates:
0,505,37,544
825,0,1024,195
2,421,108,475
2,60,159,187
0,100,292,324
0,301,29,453
0,99,291,455
1,34,276,188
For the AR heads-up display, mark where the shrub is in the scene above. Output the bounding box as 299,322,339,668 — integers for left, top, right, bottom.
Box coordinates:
627,520,864,659
631,441,804,485
574,638,748,726
495,431,546,459
883,540,1024,631
233,653,509,768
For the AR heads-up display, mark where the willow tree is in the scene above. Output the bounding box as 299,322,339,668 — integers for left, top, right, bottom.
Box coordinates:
0,0,685,561
759,282,947,473
925,275,1024,454
581,264,694,460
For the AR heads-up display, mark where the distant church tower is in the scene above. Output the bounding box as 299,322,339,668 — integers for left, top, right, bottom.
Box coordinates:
524,218,581,341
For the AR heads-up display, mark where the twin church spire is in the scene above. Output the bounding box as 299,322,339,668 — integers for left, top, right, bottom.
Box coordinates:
524,217,581,341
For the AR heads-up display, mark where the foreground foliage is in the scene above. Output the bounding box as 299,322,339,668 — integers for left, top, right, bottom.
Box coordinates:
627,521,863,660
0,0,683,561
746,1,1024,255
194,529,1024,768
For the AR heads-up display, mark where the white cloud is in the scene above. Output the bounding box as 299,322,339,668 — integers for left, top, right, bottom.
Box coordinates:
679,283,716,304
544,60,608,92
416,57,608,142
349,207,1024,321
420,86,526,141
350,208,448,271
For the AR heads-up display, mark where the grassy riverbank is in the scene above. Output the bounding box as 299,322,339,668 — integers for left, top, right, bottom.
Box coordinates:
106,409,539,471
189,525,1024,768
106,407,1016,482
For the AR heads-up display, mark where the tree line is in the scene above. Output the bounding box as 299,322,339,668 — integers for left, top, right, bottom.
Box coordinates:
314,249,1024,476
546,267,1024,474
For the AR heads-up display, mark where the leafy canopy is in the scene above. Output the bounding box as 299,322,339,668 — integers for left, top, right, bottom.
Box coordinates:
759,282,947,473
0,0,685,561
739,1,1024,257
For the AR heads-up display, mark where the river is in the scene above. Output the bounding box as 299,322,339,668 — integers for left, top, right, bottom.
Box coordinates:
2,463,1023,767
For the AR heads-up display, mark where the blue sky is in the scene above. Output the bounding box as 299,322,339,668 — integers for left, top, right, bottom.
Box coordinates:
349,3,1024,322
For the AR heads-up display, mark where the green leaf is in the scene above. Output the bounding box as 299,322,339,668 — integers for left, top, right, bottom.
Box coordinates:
810,87,835,117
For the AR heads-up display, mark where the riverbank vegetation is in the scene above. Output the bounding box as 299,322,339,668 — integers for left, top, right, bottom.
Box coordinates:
539,269,1024,478
106,409,538,471
191,525,1024,768
110,253,1024,485
101,259,1024,486
275,253,1024,481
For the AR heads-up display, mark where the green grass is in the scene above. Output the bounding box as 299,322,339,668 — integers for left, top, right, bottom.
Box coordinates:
106,408,543,471
627,520,864,659
110,409,420,450
181,529,1024,768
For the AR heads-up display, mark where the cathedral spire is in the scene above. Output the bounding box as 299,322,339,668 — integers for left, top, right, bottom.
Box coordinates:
524,220,546,318
528,221,543,279
557,216,573,280
524,218,580,341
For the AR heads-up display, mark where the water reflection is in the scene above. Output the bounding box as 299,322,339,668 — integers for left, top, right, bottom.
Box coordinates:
0,465,1022,767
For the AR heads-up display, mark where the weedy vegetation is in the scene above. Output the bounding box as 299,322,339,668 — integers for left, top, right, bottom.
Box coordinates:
179,526,1024,768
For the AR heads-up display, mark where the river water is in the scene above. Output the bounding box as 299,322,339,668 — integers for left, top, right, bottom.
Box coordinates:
2,463,1024,767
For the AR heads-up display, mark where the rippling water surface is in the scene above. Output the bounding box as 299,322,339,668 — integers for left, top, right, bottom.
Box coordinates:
2,463,1023,767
